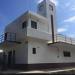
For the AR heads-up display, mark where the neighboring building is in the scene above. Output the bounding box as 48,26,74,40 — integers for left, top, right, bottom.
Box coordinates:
0,0,75,70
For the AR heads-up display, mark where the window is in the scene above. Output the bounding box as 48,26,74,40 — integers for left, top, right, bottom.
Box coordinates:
63,51,71,57
31,21,37,29
32,48,36,54
38,5,43,11
4,33,7,40
22,21,27,29
49,4,53,11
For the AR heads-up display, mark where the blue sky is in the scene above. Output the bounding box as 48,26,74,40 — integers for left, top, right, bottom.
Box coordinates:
0,0,75,38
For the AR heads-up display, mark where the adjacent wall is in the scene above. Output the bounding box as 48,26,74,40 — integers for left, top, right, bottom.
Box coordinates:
28,39,75,64
15,40,28,64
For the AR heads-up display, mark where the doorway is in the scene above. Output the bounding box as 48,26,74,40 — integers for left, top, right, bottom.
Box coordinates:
8,51,12,67
8,50,15,67
12,50,15,65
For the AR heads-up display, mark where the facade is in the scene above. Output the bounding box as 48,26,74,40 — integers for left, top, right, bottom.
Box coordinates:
0,0,75,70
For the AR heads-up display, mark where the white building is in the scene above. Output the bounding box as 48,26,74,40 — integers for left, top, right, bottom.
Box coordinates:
0,0,75,70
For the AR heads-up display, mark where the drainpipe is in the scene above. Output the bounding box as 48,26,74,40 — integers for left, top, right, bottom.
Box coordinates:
51,15,55,43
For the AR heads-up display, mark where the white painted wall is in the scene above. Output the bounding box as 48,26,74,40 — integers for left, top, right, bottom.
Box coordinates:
37,0,57,37
27,15,52,41
27,27,51,41
51,42,75,63
28,38,59,64
4,11,50,41
28,39,75,64
15,40,28,64
4,40,28,64
5,13,28,42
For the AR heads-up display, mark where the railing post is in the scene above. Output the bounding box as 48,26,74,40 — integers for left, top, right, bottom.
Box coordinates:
0,32,17,44
2,35,3,42
56,34,58,42
65,35,66,43
15,33,16,42
9,32,11,41
55,34,57,42
70,38,72,44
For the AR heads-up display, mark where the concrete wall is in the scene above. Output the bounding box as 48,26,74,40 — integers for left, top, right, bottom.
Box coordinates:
28,38,58,64
27,27,51,41
5,13,28,41
37,0,57,39
27,13,49,33
15,40,28,64
4,40,28,64
27,15,51,41
28,39,75,64
37,0,47,17
4,11,50,41
53,42,75,63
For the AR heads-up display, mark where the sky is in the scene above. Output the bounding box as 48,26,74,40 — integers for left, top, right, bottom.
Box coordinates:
0,0,75,38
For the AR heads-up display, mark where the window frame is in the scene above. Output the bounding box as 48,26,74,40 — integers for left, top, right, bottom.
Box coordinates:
22,21,27,29
31,20,37,29
32,48,36,54
63,51,71,57
49,4,53,11
38,4,43,11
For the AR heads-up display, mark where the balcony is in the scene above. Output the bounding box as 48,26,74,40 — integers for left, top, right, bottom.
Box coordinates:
48,34,75,45
0,32,20,48
54,34,75,45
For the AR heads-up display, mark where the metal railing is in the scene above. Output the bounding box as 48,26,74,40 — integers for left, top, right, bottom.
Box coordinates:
0,34,5,43
1,33,75,45
54,34,75,45
0,32,16,43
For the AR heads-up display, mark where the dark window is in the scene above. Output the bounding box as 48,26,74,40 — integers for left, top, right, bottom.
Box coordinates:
32,48,36,54
63,51,71,57
38,5,43,11
49,4,53,11
22,21,27,29
31,21,37,29
5,33,7,40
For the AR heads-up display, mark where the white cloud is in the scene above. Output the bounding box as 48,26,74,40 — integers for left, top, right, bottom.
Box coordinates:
68,34,75,38
65,2,71,7
70,6,75,11
71,7,75,11
37,0,58,6
50,0,58,6
64,16,75,23
64,3,75,11
38,0,43,3
57,28,67,33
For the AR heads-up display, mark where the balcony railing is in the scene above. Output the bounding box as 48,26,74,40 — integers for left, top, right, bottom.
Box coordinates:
54,34,75,45
0,32,16,44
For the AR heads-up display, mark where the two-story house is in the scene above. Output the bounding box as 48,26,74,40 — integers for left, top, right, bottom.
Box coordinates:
0,0,75,70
